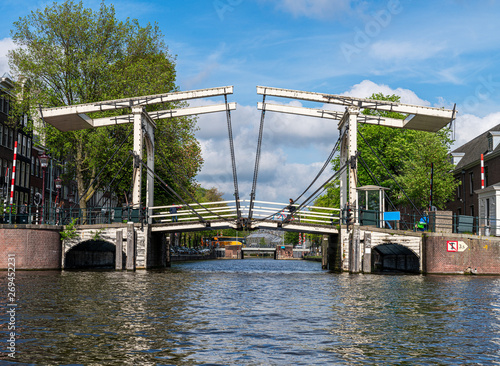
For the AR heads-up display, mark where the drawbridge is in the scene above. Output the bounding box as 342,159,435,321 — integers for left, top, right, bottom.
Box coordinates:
40,85,457,272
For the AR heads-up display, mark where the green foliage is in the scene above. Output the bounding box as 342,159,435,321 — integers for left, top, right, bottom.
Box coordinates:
195,186,225,203
91,228,105,241
8,1,202,208
284,231,299,245
316,92,459,211
60,218,79,241
258,237,267,247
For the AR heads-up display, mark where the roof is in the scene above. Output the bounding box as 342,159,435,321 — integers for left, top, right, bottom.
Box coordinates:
451,123,500,170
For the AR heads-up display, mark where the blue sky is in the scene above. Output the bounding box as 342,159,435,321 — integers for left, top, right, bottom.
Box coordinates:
2,0,500,204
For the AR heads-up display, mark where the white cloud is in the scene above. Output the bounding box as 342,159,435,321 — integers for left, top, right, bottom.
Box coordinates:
0,38,14,76
341,79,431,106
453,112,500,149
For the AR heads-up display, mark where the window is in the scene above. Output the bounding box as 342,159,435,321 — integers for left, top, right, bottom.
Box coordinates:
25,164,30,188
8,128,13,149
15,163,19,186
3,127,8,146
457,208,461,216
485,166,489,188
27,138,31,158
470,205,474,217
22,135,27,156
469,172,474,195
17,133,22,153
0,124,3,146
19,162,25,188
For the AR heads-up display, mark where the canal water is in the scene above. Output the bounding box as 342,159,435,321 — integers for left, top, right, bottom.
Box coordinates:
1,259,500,365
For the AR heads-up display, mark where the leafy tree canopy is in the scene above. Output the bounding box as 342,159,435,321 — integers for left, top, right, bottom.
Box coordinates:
8,0,202,208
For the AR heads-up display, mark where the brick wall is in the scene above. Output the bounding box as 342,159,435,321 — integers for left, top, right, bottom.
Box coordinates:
0,228,61,269
423,233,500,274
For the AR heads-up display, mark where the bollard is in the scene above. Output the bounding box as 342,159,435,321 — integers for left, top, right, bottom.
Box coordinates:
115,230,123,270
126,223,136,271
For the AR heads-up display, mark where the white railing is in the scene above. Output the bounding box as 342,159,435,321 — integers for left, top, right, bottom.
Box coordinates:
150,199,341,226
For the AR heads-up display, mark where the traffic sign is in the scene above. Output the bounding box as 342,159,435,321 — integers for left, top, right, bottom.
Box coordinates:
447,241,458,252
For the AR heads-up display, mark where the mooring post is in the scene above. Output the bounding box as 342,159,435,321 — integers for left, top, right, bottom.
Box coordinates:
115,229,123,270
126,222,136,271
363,232,372,273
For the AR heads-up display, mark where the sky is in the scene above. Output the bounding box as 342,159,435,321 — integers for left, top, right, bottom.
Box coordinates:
1,0,500,205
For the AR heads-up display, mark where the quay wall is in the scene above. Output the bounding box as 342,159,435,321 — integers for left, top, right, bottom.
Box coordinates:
423,233,500,275
0,226,62,270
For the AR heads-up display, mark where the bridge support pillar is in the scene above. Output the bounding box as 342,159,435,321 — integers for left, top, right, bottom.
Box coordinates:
126,223,136,271
116,229,124,270
349,226,361,273
362,232,372,273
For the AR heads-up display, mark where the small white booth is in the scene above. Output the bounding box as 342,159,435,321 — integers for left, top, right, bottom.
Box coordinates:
475,184,500,236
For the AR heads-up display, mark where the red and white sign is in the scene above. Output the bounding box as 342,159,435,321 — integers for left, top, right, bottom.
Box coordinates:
447,241,458,252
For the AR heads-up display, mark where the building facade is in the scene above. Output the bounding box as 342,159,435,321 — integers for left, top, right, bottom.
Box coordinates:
447,123,500,235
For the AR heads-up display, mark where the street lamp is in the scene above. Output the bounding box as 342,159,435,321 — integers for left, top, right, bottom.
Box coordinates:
39,152,50,224
55,176,62,224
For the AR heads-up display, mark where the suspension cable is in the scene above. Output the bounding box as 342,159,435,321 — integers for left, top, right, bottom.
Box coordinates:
72,127,134,208
142,128,233,222
132,152,207,223
357,128,422,217
288,162,348,220
259,162,348,222
247,94,266,221
94,154,132,208
224,93,241,221
294,127,347,203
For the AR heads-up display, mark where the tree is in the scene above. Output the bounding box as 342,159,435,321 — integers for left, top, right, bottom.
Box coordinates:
8,1,202,209
316,93,459,211
284,231,299,246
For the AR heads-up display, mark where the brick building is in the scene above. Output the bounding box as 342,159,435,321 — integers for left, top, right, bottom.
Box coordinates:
0,73,67,212
447,123,500,235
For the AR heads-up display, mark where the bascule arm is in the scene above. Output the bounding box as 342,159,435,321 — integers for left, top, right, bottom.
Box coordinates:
40,86,234,132
258,102,405,128
257,86,456,132
91,103,237,128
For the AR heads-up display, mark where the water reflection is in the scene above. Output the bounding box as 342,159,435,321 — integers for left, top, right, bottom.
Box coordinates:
0,260,499,365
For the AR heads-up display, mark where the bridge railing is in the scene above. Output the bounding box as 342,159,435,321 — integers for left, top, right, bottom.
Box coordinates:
150,201,238,223
240,200,341,226
0,205,148,226
352,208,500,237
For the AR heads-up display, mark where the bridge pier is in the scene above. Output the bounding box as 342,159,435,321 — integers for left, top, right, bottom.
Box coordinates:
126,223,136,270
115,229,123,270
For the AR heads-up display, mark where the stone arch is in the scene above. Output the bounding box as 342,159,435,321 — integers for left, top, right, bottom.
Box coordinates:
64,240,119,269
371,243,420,273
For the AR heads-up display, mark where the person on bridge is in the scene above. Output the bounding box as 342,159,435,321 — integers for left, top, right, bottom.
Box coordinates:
170,205,181,222
285,198,296,223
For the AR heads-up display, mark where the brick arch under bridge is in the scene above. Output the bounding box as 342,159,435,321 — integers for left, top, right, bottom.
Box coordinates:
62,224,149,269
329,227,423,273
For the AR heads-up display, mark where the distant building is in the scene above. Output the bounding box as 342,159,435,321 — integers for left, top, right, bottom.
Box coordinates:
447,123,500,235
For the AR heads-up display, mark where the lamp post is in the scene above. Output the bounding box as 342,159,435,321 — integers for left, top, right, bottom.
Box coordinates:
55,176,62,224
39,152,50,224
